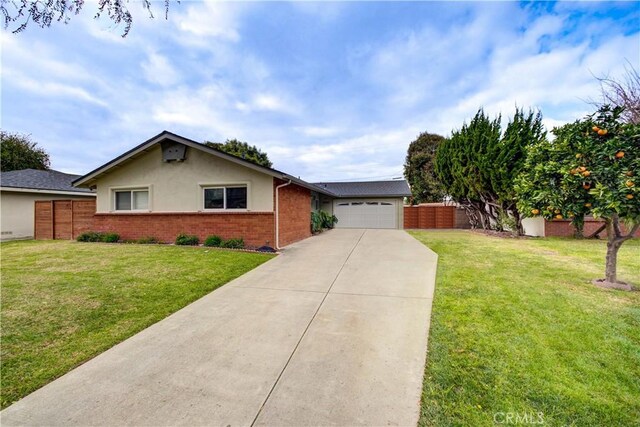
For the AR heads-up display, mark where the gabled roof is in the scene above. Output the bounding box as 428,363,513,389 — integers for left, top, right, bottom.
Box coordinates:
72,131,334,197
313,180,411,198
0,169,94,194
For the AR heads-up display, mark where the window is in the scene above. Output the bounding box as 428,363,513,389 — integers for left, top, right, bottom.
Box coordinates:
366,202,379,205
115,189,148,211
204,186,247,210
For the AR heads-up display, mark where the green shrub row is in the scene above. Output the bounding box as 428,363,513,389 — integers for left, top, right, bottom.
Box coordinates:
76,231,120,243
203,235,244,249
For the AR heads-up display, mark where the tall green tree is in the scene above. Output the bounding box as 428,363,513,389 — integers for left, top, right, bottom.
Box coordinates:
0,131,50,172
434,109,502,229
404,132,446,204
493,109,547,232
205,139,273,168
435,108,544,234
516,106,639,287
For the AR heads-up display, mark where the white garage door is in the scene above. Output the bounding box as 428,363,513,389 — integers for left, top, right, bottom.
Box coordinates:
333,199,397,229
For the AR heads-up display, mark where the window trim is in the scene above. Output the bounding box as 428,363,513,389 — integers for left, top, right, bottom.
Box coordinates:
111,186,151,212
201,183,249,211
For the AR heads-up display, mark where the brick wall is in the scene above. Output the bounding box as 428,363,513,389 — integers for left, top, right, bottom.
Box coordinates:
35,198,276,247
92,212,275,247
404,205,456,229
545,219,640,238
275,179,312,247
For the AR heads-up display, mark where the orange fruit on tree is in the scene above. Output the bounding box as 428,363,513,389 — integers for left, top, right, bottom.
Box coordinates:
584,203,592,208
626,180,635,187
598,129,608,136
555,214,563,219
577,166,586,172
575,153,583,159
626,194,634,200
626,171,634,177
615,151,625,159
583,183,591,190
554,209,561,214
592,125,600,132
582,170,591,177
531,209,540,215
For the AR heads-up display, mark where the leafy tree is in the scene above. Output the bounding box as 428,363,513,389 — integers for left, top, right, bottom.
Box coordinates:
493,109,547,233
435,108,545,234
205,139,273,168
0,131,50,171
434,109,502,229
516,106,639,287
1,0,171,37
404,132,446,204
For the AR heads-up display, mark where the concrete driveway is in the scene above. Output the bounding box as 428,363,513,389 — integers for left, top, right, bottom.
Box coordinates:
1,229,438,426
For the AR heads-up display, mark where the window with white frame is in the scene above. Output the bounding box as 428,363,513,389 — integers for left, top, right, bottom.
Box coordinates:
114,189,149,211
204,186,247,210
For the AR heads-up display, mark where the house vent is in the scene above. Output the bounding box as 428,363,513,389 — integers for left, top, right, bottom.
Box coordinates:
161,141,187,162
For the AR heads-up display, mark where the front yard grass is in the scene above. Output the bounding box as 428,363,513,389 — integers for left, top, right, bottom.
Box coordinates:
0,240,273,409
410,230,640,427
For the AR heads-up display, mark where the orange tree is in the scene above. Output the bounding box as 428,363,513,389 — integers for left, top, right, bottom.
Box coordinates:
516,106,639,286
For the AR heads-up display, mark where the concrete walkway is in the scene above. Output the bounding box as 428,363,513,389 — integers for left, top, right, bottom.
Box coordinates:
1,229,438,426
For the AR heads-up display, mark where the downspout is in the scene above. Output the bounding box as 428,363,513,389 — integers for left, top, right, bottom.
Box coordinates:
275,179,292,250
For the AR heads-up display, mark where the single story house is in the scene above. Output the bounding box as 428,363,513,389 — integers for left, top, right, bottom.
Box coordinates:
71,131,411,248
0,169,96,241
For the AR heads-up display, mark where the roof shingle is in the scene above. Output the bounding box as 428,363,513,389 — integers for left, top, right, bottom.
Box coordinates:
313,180,411,198
0,169,94,193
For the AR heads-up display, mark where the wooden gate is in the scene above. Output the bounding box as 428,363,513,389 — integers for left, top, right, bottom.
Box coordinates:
34,199,96,240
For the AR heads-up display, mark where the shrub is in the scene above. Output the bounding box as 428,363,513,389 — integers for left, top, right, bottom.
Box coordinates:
204,235,223,247
320,211,339,229
221,238,244,249
310,210,339,233
100,233,120,243
311,211,323,233
137,236,160,244
175,233,199,246
76,231,101,242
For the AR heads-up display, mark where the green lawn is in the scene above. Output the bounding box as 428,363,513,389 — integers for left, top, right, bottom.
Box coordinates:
0,240,273,409
410,230,640,427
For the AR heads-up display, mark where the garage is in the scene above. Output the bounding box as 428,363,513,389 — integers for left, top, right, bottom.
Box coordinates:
333,199,398,229
313,180,411,230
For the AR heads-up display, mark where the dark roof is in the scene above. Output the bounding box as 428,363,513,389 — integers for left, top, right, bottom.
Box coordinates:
0,169,94,193
72,130,335,197
313,180,411,198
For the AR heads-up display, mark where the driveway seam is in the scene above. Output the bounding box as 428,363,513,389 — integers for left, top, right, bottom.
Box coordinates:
232,285,326,294
330,291,433,300
249,229,367,427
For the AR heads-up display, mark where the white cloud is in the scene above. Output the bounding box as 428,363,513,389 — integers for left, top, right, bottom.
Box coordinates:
175,2,243,42
141,51,180,86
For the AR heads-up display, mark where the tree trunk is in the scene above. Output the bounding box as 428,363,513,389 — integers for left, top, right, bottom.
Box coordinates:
605,232,620,283
602,216,639,286
573,216,584,239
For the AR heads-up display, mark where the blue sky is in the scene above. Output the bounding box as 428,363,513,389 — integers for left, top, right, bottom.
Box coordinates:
1,1,639,181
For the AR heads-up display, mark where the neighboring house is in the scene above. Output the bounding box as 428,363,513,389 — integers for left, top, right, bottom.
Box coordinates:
70,131,411,248
0,169,96,241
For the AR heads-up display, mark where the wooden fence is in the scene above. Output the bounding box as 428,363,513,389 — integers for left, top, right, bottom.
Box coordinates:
404,205,456,229
34,199,96,240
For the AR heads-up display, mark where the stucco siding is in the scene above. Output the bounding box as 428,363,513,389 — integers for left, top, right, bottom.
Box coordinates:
1,191,94,240
93,146,274,213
